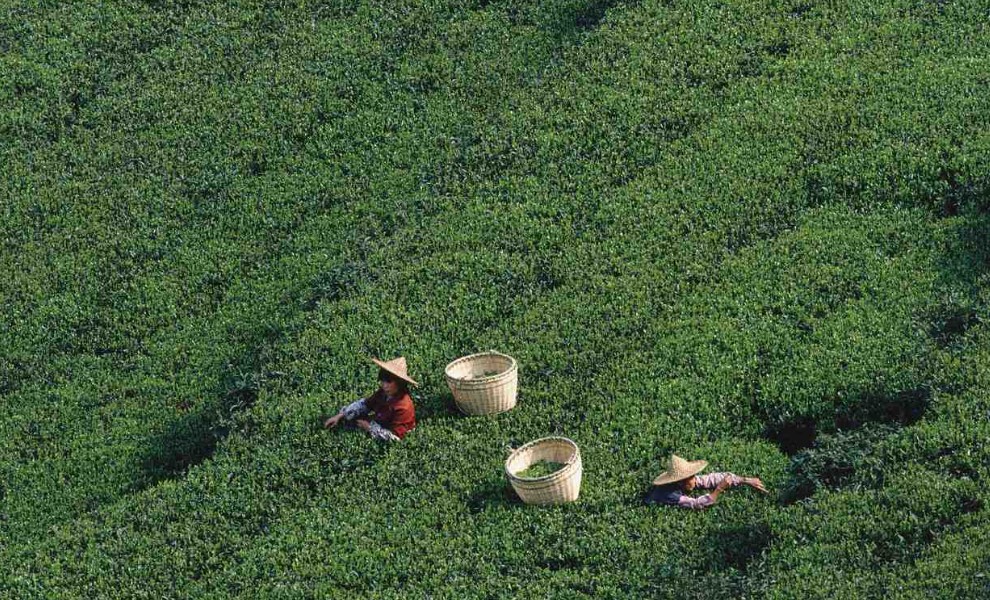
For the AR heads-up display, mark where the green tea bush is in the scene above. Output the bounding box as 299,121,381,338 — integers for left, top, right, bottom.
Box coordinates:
782,423,902,502
2,0,990,597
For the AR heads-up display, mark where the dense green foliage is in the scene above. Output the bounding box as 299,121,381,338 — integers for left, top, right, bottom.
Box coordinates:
2,0,990,597
515,460,566,479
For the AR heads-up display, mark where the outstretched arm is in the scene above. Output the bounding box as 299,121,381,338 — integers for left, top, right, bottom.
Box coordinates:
324,398,368,428
695,473,769,494
679,477,734,509
694,472,742,489
353,419,401,442
743,477,769,493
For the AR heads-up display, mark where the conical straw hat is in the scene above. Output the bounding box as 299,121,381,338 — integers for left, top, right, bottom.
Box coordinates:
652,454,708,486
372,356,419,387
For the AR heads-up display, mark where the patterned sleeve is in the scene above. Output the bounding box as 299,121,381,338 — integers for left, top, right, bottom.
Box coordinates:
367,421,401,442
340,398,368,420
677,494,716,510
693,473,742,490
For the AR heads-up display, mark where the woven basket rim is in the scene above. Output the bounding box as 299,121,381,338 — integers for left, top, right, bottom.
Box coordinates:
509,455,581,484
444,351,517,384
505,437,580,483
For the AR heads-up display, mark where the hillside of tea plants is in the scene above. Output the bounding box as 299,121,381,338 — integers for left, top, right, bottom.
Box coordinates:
2,0,990,597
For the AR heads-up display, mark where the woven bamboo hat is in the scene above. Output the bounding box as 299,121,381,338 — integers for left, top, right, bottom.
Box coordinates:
652,454,708,486
372,356,418,387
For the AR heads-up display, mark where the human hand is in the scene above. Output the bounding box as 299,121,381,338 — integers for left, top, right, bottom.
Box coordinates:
355,419,371,432
745,477,769,494
324,414,343,429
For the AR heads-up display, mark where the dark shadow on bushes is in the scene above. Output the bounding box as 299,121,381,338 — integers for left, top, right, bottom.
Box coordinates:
539,0,636,41
928,207,990,351
538,555,584,572
712,522,773,572
934,166,988,218
139,324,281,487
142,409,233,482
141,369,262,484
835,386,931,431
788,2,814,18
438,391,465,416
465,478,525,513
572,0,630,31
765,384,932,459
935,200,990,282
0,357,29,397
931,304,982,347
780,423,901,503
763,416,817,455
302,260,374,311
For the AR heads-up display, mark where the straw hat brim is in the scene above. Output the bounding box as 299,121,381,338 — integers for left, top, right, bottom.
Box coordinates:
372,357,419,387
652,459,708,486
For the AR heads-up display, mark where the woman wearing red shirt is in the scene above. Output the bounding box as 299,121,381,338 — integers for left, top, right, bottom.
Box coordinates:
323,357,417,442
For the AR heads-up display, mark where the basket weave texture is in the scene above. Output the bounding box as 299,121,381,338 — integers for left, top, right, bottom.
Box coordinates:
444,351,518,415
505,437,582,505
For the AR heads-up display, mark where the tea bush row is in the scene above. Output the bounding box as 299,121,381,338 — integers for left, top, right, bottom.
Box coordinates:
3,0,990,597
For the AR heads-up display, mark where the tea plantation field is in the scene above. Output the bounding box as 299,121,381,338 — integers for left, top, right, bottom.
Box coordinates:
2,0,990,597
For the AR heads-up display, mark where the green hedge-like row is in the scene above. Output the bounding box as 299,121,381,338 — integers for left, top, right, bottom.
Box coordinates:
2,0,990,597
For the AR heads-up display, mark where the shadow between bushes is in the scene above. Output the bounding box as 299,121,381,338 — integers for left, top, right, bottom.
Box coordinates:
140,370,262,486
138,326,281,488
465,478,525,513
437,391,463,417
763,416,817,455
763,385,932,457
712,522,773,572
772,197,990,486
779,422,901,503
930,207,990,343
570,0,633,32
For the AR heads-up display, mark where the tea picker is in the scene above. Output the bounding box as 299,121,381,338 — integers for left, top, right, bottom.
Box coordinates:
323,357,418,442
644,455,769,509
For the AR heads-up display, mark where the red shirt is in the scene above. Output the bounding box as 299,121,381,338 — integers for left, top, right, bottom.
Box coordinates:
364,389,416,439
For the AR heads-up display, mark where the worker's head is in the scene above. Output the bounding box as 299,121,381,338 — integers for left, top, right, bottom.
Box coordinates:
652,455,708,489
379,368,408,397
371,357,418,396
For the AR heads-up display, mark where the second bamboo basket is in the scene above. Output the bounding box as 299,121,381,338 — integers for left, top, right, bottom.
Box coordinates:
505,437,582,505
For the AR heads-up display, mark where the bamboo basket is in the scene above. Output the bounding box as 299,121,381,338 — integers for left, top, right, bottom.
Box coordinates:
505,437,582,505
444,351,518,415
